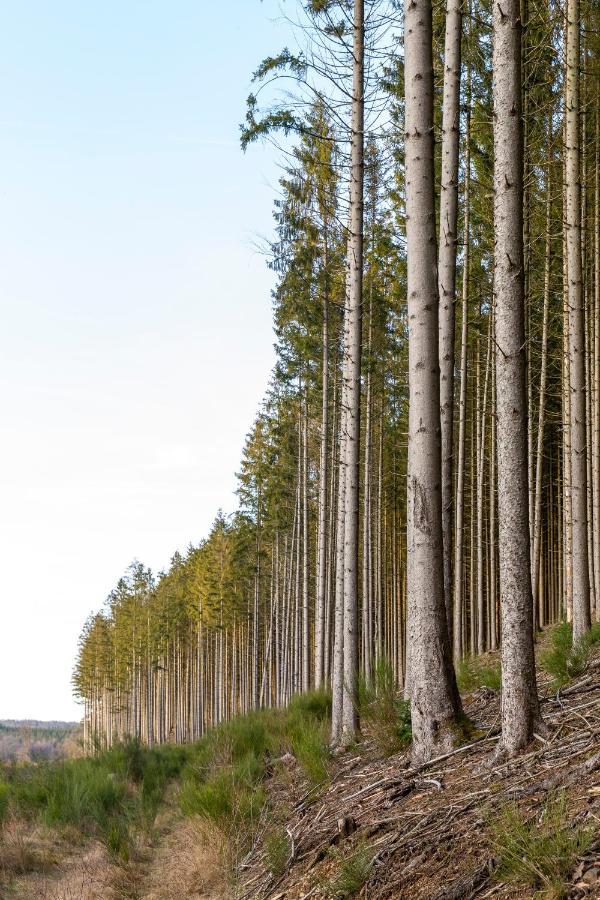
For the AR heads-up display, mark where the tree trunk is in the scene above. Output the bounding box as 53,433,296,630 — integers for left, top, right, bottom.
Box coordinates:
566,0,591,641
438,0,462,633
492,0,540,754
532,131,553,614
453,94,471,662
315,249,330,688
404,0,462,765
340,0,364,745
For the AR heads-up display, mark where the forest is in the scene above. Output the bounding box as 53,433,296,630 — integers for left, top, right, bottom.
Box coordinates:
71,0,600,770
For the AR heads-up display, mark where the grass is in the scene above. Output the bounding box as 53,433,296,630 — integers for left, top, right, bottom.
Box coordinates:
456,656,502,693
0,739,190,861
0,781,8,826
263,827,290,876
489,793,593,898
178,690,331,857
357,658,411,755
323,842,374,898
540,621,600,687
0,693,331,879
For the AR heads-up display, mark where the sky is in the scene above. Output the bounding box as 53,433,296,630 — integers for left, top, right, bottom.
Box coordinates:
0,1,295,721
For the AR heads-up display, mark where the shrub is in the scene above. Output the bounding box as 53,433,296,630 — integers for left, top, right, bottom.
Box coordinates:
103,817,131,862
456,656,502,693
288,689,332,722
264,827,290,876
490,794,593,898
1,738,188,860
0,781,8,826
358,658,411,755
324,843,374,898
539,622,599,687
289,720,330,784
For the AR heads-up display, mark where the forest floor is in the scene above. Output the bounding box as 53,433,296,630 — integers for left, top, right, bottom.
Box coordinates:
3,633,600,899
239,638,600,899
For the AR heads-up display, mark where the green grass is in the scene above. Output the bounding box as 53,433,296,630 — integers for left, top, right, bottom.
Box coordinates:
178,690,331,853
0,739,190,860
0,780,9,826
456,656,502,693
0,693,331,869
489,794,593,898
540,621,600,688
263,827,290,876
358,658,411,755
323,843,374,898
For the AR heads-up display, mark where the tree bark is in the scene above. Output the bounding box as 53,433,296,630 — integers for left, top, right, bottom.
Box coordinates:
404,0,462,765
453,95,471,663
566,0,591,641
438,0,462,634
341,0,364,745
492,0,540,754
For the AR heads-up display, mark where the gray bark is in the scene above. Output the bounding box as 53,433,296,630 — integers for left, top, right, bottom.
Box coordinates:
566,0,591,641
341,0,364,745
492,0,540,753
404,0,462,765
452,98,471,662
438,0,462,633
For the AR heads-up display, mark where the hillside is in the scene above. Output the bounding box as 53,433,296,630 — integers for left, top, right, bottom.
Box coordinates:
2,629,600,899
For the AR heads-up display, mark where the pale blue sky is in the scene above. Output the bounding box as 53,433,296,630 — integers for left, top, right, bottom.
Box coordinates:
0,1,294,720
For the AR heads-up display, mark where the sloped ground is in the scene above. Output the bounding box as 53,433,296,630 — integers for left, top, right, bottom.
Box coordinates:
241,656,600,899
3,646,600,899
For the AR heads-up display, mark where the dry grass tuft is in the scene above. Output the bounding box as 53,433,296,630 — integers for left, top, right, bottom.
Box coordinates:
140,816,232,899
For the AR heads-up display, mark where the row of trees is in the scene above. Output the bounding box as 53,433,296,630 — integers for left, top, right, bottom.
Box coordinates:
74,0,600,763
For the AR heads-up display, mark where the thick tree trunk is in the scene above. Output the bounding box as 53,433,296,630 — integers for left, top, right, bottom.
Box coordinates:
404,0,462,766
492,0,540,754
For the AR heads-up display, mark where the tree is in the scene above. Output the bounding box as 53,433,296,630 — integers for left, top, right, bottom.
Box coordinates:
492,0,540,754
438,0,462,630
565,0,591,642
404,0,463,765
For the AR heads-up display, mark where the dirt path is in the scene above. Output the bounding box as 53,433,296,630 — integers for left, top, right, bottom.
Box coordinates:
2,806,232,899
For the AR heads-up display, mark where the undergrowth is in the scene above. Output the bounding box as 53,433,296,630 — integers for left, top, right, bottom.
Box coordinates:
357,658,411,755
540,621,600,687
263,827,290,876
322,842,374,898
456,656,502,693
489,793,593,898
0,739,189,861
178,689,332,856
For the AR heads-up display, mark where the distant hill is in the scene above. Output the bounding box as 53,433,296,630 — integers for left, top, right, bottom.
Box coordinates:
0,719,81,763
0,720,79,730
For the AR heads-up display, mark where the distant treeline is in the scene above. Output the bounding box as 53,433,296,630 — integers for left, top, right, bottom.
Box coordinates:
0,721,81,763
